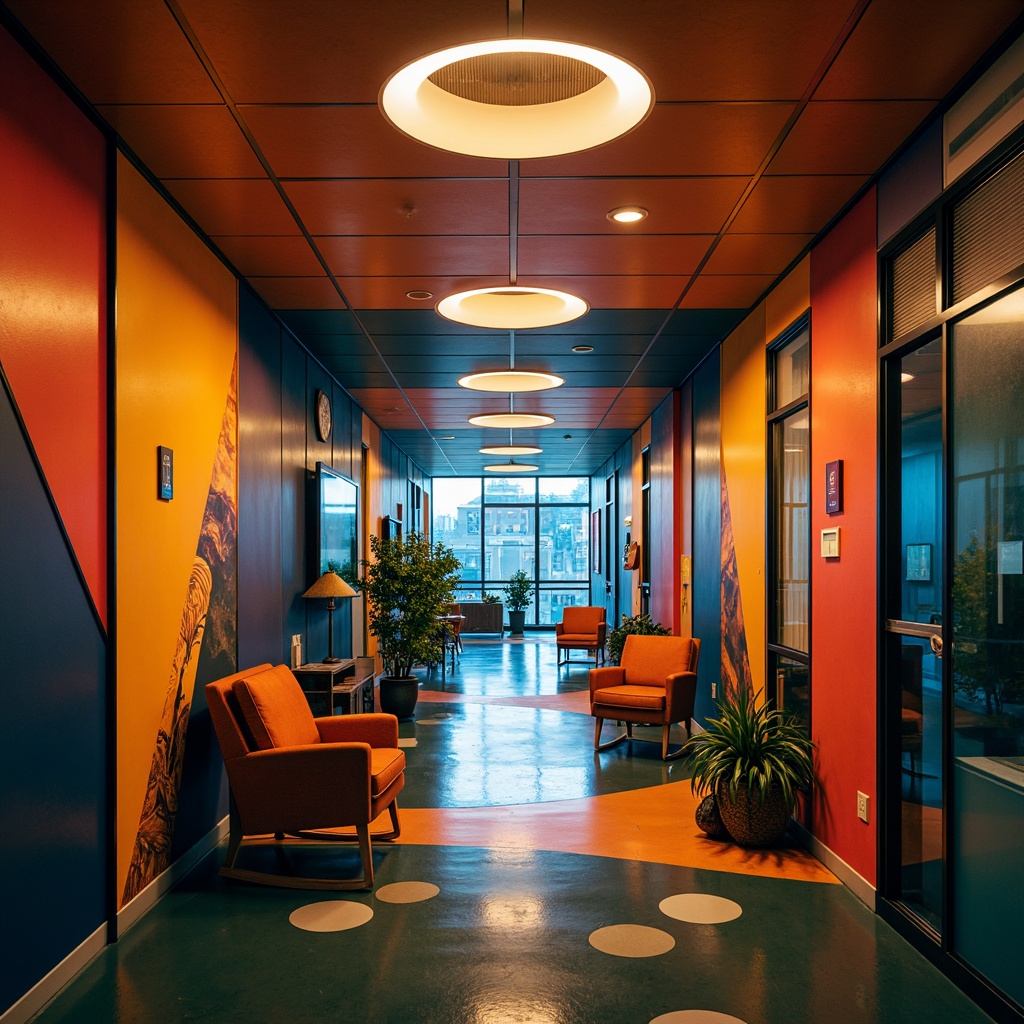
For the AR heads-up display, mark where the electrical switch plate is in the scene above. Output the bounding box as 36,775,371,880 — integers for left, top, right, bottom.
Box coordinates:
711,681,717,698
821,527,840,558
857,791,870,823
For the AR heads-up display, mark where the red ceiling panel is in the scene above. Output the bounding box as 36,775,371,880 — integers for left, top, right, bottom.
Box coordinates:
522,102,797,178
518,178,748,235
285,179,510,236
703,233,816,276
209,235,325,277
729,175,870,234
679,275,780,309
518,235,714,277
242,104,505,180
162,178,300,235
316,235,510,279
248,276,341,310
768,100,939,175
515,275,695,310
96,104,265,179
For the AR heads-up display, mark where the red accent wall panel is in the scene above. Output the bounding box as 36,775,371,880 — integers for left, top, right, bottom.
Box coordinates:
0,26,107,627
809,188,878,884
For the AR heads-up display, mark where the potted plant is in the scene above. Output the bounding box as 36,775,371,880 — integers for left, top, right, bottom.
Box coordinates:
502,570,532,637
684,687,815,847
606,612,670,665
357,530,460,718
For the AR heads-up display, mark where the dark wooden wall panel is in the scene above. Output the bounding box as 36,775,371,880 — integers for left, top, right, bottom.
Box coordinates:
650,390,678,629
280,332,308,661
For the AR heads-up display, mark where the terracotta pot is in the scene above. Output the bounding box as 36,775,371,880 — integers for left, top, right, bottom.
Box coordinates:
715,779,792,847
378,675,419,719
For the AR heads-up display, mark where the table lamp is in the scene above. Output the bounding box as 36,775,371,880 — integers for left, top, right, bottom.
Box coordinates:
301,571,357,663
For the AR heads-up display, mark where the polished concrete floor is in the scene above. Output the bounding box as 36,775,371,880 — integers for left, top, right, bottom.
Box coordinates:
34,636,995,1024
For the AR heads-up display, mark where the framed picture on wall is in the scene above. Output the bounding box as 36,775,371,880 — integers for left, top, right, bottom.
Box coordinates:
906,543,931,581
591,510,601,573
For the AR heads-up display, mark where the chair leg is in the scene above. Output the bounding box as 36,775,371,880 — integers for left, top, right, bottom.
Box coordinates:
661,720,690,761
594,716,628,751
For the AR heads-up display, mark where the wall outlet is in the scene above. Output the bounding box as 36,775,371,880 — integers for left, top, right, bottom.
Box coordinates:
711,681,717,699
856,791,870,823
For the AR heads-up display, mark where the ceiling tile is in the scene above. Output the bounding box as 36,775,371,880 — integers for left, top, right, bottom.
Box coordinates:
519,235,714,277
703,233,815,275
211,235,325,277
162,178,300,235
729,175,870,233
316,235,510,279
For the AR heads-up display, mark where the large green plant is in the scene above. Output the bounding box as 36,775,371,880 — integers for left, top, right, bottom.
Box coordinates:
606,612,670,665
684,687,815,809
358,531,461,679
502,570,532,612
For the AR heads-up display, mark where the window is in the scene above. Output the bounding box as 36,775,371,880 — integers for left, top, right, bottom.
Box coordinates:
767,317,810,729
432,476,590,624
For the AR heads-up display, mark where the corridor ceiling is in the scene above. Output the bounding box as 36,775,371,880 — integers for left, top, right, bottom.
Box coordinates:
5,0,1021,476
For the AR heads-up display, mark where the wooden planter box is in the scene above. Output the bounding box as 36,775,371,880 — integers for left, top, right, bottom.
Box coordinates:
460,602,504,635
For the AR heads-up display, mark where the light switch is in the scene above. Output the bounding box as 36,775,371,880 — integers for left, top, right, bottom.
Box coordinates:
821,527,840,558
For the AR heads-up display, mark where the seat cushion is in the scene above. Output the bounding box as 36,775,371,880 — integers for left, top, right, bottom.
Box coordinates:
370,747,406,796
557,633,599,646
232,665,320,750
593,684,666,711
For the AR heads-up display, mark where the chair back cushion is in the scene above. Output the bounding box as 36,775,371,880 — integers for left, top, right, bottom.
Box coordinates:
205,664,274,761
561,605,605,635
621,634,698,687
231,665,320,750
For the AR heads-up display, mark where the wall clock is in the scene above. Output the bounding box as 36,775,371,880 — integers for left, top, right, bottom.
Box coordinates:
315,389,332,442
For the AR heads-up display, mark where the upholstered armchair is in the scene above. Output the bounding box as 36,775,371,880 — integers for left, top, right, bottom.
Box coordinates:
589,634,701,760
205,663,405,890
555,605,607,665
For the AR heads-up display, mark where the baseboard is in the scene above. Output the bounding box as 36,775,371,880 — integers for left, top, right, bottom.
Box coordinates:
790,819,877,910
116,814,229,937
0,923,107,1024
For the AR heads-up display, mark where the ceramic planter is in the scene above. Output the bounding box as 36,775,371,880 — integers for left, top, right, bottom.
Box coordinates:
378,675,419,719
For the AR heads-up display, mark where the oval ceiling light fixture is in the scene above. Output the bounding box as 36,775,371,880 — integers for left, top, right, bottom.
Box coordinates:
380,38,653,160
437,286,588,330
469,412,555,429
406,289,434,300
479,444,543,456
458,369,564,393
484,459,539,473
607,205,648,223
572,344,594,353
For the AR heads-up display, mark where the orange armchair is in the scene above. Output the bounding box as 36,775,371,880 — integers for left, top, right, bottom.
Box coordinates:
205,663,405,890
555,605,608,665
589,634,701,760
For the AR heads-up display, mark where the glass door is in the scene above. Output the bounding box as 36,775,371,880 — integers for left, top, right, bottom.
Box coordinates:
882,336,946,935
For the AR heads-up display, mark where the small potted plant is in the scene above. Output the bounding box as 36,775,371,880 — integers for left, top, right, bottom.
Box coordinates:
606,612,670,665
502,570,532,637
357,530,460,718
684,687,815,847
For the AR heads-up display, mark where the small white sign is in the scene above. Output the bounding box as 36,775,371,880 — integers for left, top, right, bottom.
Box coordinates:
998,540,1023,575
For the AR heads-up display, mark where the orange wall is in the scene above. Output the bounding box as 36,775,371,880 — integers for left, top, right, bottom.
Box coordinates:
115,156,237,902
809,188,879,884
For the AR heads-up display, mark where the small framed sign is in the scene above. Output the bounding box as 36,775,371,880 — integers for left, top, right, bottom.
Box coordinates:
825,459,843,514
157,446,174,501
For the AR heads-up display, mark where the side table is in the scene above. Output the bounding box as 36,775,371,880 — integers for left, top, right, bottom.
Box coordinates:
293,660,356,716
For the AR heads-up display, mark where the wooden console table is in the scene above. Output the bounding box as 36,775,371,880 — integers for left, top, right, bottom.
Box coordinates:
460,602,504,635
293,660,373,716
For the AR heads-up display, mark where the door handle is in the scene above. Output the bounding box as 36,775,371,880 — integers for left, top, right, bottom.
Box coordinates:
929,634,944,657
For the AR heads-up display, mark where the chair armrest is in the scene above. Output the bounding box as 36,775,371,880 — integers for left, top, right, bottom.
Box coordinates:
589,665,625,695
555,622,566,637
596,622,607,645
315,713,398,747
664,671,698,721
227,743,376,832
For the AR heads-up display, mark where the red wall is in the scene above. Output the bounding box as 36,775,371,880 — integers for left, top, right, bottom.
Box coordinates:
0,26,108,627
809,188,878,883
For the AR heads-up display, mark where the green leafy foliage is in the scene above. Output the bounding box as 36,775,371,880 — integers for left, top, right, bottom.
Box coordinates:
502,570,532,612
357,531,461,679
606,612,670,665
684,687,815,809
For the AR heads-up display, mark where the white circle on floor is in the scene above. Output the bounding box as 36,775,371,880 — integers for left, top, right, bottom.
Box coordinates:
375,881,440,904
288,901,374,932
650,1013,748,1024
659,893,742,924
397,737,418,747
588,924,675,957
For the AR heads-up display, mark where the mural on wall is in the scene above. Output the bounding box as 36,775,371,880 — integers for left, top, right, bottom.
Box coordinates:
721,466,753,700
122,360,238,904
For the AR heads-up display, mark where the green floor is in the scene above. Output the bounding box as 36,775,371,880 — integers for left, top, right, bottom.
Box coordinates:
32,638,995,1024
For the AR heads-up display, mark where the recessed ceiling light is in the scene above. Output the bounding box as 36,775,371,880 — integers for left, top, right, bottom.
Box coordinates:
469,412,555,428
458,369,564,393
484,460,539,473
406,289,434,300
437,286,588,330
607,205,648,223
380,38,653,159
572,344,594,353
435,435,456,440
479,445,543,456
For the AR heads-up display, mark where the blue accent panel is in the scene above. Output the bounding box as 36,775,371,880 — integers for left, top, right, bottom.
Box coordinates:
692,349,722,725
877,118,942,246
238,286,286,669
0,378,107,1011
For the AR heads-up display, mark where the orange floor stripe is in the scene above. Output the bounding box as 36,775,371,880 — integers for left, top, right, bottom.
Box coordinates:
388,782,838,883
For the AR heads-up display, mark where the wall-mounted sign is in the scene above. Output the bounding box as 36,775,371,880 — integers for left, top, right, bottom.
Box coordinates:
157,446,173,501
825,459,843,514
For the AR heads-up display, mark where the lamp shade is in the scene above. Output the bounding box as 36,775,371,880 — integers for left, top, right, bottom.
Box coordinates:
302,571,358,600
